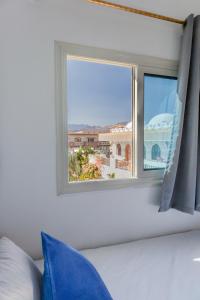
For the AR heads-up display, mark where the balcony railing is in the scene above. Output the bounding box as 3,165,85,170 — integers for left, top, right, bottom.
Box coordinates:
95,155,110,166
115,159,131,170
144,159,166,170
69,141,110,148
99,157,110,166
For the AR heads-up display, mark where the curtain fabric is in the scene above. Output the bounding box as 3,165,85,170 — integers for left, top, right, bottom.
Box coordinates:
159,14,200,214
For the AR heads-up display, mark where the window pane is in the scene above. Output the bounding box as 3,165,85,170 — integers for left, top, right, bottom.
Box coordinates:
144,74,177,171
66,57,133,182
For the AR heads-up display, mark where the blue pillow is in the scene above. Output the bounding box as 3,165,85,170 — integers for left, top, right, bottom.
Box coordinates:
41,232,113,300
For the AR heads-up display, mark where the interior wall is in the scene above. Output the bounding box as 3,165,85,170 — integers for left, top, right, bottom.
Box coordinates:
1,0,200,259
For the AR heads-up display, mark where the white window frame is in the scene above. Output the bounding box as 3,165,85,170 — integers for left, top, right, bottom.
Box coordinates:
55,41,178,195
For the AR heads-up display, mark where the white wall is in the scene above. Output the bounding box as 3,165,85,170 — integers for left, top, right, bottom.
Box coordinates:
1,0,200,259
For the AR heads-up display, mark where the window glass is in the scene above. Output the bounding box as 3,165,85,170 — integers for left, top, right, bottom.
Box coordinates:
66,57,133,182
144,74,177,170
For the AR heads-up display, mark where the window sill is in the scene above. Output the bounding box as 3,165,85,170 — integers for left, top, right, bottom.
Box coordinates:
58,177,163,195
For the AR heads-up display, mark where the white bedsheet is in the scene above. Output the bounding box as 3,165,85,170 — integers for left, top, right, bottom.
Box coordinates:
35,230,200,300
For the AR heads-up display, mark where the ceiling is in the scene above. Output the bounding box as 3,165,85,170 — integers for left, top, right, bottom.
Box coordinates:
100,0,200,20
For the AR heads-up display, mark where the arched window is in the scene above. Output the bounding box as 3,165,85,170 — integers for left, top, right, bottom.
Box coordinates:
116,144,121,156
144,145,146,159
125,144,131,161
151,144,161,160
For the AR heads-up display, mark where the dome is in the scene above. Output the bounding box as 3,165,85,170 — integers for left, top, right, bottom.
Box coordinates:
147,113,173,129
126,121,132,129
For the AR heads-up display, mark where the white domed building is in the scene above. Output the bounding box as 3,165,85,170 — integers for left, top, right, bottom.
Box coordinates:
146,113,173,129
98,113,174,178
144,113,173,169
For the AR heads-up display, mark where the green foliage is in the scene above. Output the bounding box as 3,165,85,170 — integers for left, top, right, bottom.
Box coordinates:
69,153,81,181
69,147,101,182
76,147,95,167
79,163,101,181
107,172,115,179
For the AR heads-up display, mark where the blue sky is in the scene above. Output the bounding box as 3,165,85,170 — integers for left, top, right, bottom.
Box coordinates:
67,59,132,126
144,74,177,124
67,59,177,126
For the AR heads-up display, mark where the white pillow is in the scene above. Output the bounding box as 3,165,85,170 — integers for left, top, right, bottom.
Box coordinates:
0,237,42,300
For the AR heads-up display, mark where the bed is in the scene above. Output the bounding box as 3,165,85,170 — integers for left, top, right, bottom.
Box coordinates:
36,230,200,300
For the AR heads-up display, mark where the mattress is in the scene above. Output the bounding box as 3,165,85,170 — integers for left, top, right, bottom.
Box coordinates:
35,230,200,300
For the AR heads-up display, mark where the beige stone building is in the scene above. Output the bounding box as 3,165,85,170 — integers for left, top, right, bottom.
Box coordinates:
98,113,173,178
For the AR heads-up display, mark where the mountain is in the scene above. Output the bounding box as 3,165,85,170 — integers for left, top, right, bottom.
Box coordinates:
68,122,129,133
68,124,102,132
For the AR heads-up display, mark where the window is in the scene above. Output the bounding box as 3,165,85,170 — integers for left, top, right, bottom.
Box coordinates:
56,42,178,194
143,74,177,171
151,144,161,160
116,144,122,156
87,138,95,143
74,137,81,142
67,56,133,183
125,144,131,161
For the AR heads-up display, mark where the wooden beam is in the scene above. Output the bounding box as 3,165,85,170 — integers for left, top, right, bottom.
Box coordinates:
88,0,185,25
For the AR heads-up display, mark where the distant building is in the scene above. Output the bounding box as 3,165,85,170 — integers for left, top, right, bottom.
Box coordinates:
68,132,110,154
98,113,173,178
144,113,173,169
68,114,174,179
98,123,133,178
